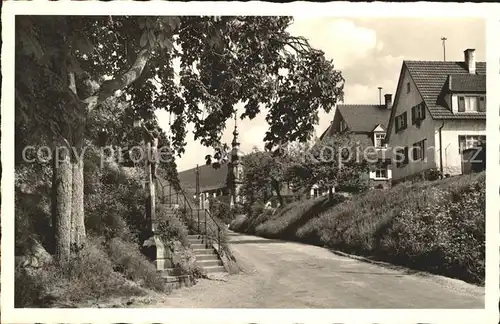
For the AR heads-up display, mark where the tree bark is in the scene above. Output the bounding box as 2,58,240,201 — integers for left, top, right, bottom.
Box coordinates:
83,49,150,112
71,157,85,252
68,72,86,252
53,141,73,264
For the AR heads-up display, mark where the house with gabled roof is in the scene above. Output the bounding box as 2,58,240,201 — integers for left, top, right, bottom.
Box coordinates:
320,94,393,189
385,48,486,183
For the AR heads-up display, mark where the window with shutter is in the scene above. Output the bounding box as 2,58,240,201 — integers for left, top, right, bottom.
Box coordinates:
411,139,426,161
479,96,486,112
458,96,465,112
411,106,416,125
396,148,405,167
403,112,407,129
412,143,417,161
403,146,409,164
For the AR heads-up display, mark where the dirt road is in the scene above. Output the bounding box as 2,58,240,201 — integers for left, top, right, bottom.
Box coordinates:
146,232,484,308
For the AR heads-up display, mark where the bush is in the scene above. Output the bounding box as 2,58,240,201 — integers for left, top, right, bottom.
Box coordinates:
426,168,443,181
15,240,145,307
169,241,206,278
15,267,45,307
154,205,207,278
156,204,189,248
85,185,137,242
85,166,146,244
107,238,168,292
60,241,144,304
208,197,233,224
250,200,266,218
377,177,485,282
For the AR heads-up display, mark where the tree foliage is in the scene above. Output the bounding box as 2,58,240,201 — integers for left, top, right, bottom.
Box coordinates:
240,148,291,207
286,133,377,195
15,16,344,261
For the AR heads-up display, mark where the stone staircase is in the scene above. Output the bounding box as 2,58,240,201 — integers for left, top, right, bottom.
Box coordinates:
188,234,225,274
154,204,226,288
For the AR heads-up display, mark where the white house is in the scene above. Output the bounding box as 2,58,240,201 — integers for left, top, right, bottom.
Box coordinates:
385,48,486,183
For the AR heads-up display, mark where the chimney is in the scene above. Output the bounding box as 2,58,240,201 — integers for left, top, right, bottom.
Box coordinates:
464,48,476,74
384,94,393,109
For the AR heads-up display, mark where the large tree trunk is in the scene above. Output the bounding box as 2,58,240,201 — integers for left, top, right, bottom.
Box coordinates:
68,72,86,252
71,157,85,252
53,142,73,263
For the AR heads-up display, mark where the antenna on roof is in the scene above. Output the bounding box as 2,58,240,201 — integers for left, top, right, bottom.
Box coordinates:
378,87,382,106
441,37,447,62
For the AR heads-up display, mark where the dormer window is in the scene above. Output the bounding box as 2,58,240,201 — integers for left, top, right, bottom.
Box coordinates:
457,95,486,112
374,133,386,148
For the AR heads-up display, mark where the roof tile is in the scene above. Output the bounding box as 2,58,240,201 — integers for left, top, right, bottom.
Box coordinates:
449,74,486,92
337,104,392,132
404,60,486,120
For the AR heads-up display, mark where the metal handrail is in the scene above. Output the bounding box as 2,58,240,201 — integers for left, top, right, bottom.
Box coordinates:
155,178,195,228
203,208,223,254
156,178,224,254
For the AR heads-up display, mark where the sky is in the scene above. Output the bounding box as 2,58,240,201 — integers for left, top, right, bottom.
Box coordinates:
155,17,485,172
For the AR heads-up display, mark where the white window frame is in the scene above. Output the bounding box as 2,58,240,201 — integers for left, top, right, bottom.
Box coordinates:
463,135,484,150
464,96,479,112
374,165,388,179
457,95,486,113
374,133,386,148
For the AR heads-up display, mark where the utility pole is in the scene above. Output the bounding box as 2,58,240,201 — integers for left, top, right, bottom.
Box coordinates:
441,37,447,62
378,87,382,106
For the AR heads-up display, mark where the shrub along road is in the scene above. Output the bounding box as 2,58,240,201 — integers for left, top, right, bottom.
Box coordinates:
147,232,484,308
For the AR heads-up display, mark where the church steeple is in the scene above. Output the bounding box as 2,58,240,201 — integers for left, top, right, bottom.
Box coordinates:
229,111,243,208
231,113,240,162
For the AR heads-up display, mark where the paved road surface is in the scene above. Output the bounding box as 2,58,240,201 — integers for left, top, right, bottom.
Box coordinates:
149,232,484,308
